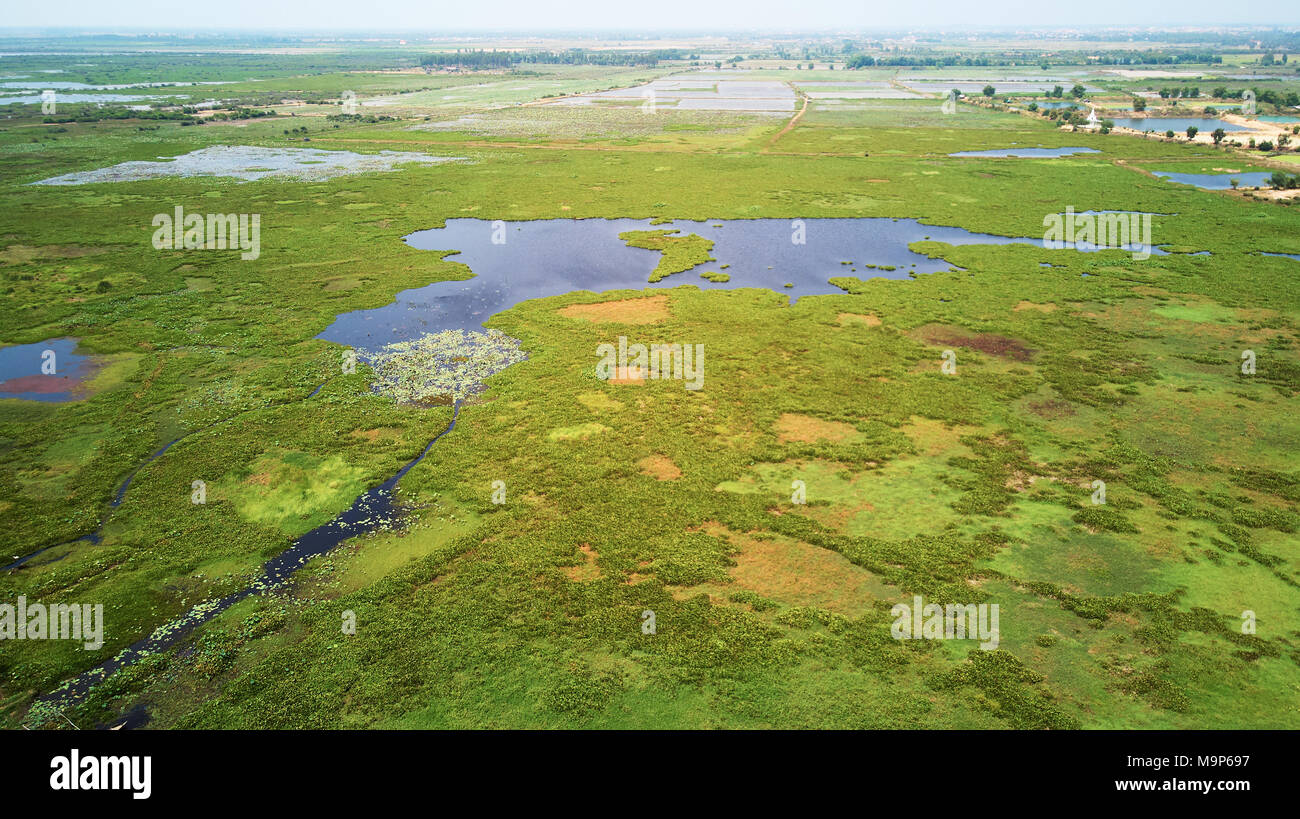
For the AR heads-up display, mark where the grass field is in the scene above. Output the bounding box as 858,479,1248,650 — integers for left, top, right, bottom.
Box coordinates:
1,36,1298,730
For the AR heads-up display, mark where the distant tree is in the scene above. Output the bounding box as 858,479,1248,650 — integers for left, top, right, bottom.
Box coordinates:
1269,171,1299,188
1071,84,1086,98
1133,96,1146,111
1051,85,1064,98
1186,125,1199,139
1165,130,1176,138
1212,127,1226,145
1258,140,1274,151
1230,178,1240,189
983,85,996,97
1027,102,1038,112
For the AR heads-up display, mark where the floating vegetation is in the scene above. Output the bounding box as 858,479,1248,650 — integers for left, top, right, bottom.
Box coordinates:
364,329,527,405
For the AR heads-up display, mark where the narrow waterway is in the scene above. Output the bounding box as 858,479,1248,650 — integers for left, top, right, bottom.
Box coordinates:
36,403,460,711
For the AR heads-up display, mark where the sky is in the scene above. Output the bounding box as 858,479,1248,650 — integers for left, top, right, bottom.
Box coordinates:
3,1,1299,32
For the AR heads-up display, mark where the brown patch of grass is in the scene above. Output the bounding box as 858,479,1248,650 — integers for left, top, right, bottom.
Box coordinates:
918,324,1035,362
900,416,972,457
348,427,403,442
1027,399,1077,419
562,543,602,582
0,244,108,265
1014,301,1058,313
1005,469,1055,492
774,412,859,444
558,294,670,325
837,311,882,327
707,524,892,617
638,454,682,480
607,366,646,385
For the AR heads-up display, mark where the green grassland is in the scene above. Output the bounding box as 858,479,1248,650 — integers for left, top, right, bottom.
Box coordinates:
0,53,1298,730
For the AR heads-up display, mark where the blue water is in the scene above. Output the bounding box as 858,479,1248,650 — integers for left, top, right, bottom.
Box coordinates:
317,217,1130,349
1252,115,1300,123
0,92,164,105
1261,252,1300,262
1110,117,1247,133
949,147,1100,158
1152,171,1275,190
0,337,93,402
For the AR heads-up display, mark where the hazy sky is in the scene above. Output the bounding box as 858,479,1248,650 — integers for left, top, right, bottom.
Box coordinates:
3,1,1299,31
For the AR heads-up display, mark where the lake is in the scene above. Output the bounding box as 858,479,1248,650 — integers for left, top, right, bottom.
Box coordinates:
318,217,1150,350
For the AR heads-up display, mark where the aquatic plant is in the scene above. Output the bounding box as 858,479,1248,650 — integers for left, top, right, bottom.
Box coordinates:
364,329,527,404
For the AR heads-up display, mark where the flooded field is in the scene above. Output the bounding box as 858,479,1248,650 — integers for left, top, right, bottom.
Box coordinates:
31,145,460,185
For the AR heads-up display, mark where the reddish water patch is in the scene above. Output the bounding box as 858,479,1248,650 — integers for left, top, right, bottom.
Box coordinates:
0,374,79,394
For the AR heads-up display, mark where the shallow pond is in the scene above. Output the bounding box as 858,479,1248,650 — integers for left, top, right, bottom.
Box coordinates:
901,80,1101,94
1152,170,1275,190
1029,101,1084,110
949,147,1100,158
32,146,459,185
1109,117,1247,133
318,217,1151,350
0,338,95,402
